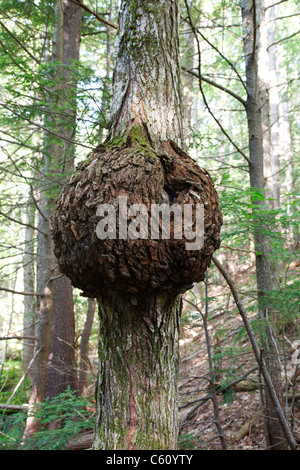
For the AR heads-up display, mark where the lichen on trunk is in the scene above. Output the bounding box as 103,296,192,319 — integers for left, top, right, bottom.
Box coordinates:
109,0,184,147
93,291,181,450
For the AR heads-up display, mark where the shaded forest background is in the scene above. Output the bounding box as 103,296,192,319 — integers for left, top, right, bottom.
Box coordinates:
0,0,299,450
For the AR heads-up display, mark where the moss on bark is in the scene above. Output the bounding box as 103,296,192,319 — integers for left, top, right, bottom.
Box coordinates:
51,126,222,299
92,291,181,450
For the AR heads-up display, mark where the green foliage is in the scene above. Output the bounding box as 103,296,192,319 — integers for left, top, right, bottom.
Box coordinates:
0,357,30,406
0,0,299,451
0,388,95,450
178,432,203,450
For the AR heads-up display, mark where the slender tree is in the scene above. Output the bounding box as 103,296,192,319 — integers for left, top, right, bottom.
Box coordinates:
25,0,82,436
24,0,63,437
241,0,287,450
267,2,281,209
22,197,36,375
45,0,82,401
79,298,96,396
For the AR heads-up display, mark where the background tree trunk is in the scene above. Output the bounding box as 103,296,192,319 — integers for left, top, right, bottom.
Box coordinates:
267,1,281,209
24,0,63,437
25,0,82,436
45,0,82,402
79,298,96,396
22,198,36,376
45,273,78,400
241,0,287,450
256,0,273,204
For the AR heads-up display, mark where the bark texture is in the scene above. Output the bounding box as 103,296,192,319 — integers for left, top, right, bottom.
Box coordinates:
79,298,96,396
45,0,82,401
45,273,78,400
93,291,181,450
109,0,184,147
52,132,222,299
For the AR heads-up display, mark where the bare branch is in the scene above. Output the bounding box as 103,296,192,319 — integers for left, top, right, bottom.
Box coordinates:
70,0,117,30
183,1,250,165
0,102,94,150
0,210,47,236
4,348,41,410
0,404,28,411
181,12,247,93
0,20,40,64
212,254,298,450
267,29,300,50
271,12,300,21
181,65,247,108
265,0,288,11
82,29,106,36
0,335,37,341
29,185,48,222
0,287,42,296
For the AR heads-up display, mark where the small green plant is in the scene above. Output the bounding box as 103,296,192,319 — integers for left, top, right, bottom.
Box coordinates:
0,388,95,450
178,432,202,450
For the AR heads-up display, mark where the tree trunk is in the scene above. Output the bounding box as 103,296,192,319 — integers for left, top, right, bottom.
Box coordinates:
25,178,56,437
267,2,280,209
93,292,181,450
99,0,113,143
280,92,294,226
22,198,36,376
24,1,63,438
94,0,183,450
256,0,273,204
79,298,96,396
52,0,222,450
25,0,82,436
45,0,82,401
45,273,78,400
108,0,184,148
241,0,288,450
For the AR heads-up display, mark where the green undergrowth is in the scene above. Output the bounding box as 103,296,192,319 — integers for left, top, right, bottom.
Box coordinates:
0,388,95,450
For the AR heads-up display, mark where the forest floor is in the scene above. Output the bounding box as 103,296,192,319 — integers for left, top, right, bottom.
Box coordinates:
178,279,300,451
72,261,299,451
2,262,299,451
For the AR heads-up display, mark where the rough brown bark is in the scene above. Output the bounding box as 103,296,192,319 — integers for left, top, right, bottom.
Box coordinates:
45,273,78,400
45,0,82,401
93,292,181,449
52,136,222,299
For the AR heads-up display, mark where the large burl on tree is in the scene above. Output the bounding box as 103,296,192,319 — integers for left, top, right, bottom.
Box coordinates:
51,130,222,299
51,0,223,451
